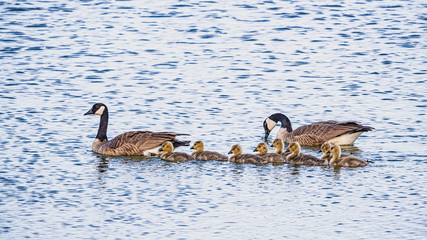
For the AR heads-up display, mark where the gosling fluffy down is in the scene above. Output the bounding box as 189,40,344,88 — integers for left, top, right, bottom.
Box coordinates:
191,141,228,161
160,141,195,162
320,141,350,161
287,142,328,166
328,144,368,167
270,138,291,158
228,144,267,164
253,142,286,163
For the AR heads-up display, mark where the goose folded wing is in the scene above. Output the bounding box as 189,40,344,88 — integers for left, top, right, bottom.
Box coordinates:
107,131,184,150
290,121,370,141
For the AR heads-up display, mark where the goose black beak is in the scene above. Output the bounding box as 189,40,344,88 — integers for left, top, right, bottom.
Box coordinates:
253,148,258,152
159,148,164,152
263,120,271,141
264,129,271,141
228,150,232,154
84,109,94,115
190,146,194,150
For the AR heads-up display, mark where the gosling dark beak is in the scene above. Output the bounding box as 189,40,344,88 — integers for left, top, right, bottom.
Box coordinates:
318,150,322,153
253,148,258,152
159,148,164,152
228,150,232,154
190,146,194,150
270,144,274,147
84,109,94,116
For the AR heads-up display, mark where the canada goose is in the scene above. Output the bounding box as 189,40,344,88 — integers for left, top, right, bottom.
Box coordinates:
270,138,291,158
228,144,267,164
328,144,368,167
190,141,228,161
159,141,195,162
263,113,374,146
320,141,350,161
253,142,286,163
287,142,328,166
84,103,190,156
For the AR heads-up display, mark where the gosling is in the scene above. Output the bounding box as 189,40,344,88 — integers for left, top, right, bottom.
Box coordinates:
160,141,195,162
191,141,228,161
270,138,291,158
320,141,349,161
287,142,328,166
253,142,287,163
328,144,368,167
228,144,267,164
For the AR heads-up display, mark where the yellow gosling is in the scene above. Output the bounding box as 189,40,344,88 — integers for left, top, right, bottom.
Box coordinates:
329,144,368,167
271,138,291,158
160,141,195,162
228,144,267,164
190,141,228,161
287,142,328,166
253,142,286,163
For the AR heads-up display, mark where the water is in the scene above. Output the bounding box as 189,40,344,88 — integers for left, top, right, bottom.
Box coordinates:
1,0,426,239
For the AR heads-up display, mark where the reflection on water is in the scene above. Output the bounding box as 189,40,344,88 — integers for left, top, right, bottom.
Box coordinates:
1,0,426,239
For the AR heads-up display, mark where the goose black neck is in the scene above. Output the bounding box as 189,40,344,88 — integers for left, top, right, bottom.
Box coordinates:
96,109,108,141
270,113,293,132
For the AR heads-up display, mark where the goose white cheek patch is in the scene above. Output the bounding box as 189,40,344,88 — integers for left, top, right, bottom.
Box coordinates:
94,106,105,115
265,118,277,130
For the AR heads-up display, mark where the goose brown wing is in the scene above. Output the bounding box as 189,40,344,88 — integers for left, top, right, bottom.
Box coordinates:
107,131,186,150
290,121,371,143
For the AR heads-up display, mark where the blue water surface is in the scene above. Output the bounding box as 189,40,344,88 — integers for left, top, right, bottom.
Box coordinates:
1,0,426,239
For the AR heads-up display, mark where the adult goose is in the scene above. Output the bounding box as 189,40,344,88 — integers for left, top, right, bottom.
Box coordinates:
84,103,190,156
263,113,374,146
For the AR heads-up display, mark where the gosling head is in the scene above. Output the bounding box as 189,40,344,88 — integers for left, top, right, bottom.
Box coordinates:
329,144,341,157
190,141,204,152
288,142,301,154
160,141,174,154
228,144,242,156
253,142,268,154
321,141,332,153
271,138,284,149
84,103,107,116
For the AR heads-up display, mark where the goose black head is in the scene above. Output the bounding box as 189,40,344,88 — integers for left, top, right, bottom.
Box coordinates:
264,113,292,140
84,103,107,116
